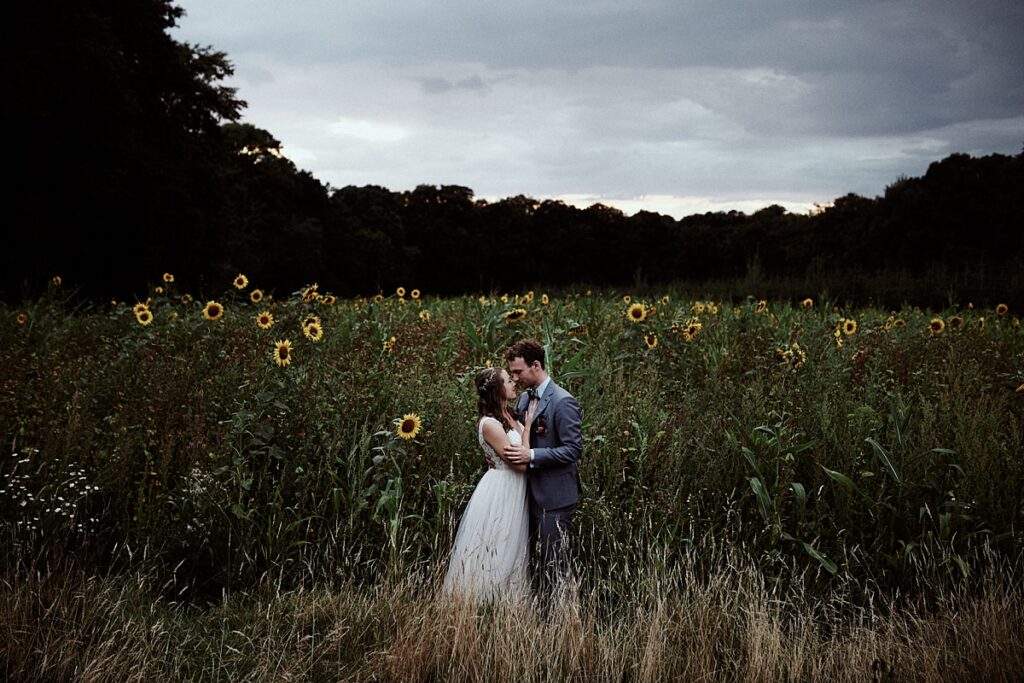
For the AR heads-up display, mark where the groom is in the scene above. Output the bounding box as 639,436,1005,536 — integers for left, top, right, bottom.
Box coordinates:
502,339,583,592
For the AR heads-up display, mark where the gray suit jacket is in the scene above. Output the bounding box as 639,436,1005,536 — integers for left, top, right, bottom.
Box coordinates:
516,380,583,511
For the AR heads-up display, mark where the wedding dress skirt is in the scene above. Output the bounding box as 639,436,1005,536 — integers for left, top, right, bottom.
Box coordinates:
442,417,530,600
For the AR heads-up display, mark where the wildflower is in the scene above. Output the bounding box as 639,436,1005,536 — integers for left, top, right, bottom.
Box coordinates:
626,303,647,323
541,294,549,305
504,308,528,323
948,316,963,330
383,336,396,353
373,293,384,303
16,312,28,325
708,302,719,315
660,295,670,306
233,274,248,290
135,309,153,326
692,301,706,314
155,286,164,295
411,289,421,300
133,302,150,316
203,301,224,321
273,340,292,367
304,322,323,342
755,300,767,314
419,310,431,322
644,334,658,349
623,295,631,303
257,311,274,329
396,287,406,297
802,298,813,309
929,318,945,334
181,294,192,304
163,272,174,283
995,303,1008,316
397,413,422,440
250,289,264,303
843,319,857,335
500,294,509,304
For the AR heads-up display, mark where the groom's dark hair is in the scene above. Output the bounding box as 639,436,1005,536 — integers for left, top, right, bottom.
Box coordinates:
505,339,545,369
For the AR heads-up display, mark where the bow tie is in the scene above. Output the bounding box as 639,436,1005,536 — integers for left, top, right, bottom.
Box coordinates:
526,388,538,400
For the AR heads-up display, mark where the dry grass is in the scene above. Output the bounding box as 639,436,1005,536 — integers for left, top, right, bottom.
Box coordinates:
3,549,1021,683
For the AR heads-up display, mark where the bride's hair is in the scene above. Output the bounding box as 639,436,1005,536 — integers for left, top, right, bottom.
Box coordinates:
475,367,512,431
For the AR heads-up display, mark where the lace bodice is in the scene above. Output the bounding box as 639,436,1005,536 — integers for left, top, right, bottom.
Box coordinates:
478,416,522,471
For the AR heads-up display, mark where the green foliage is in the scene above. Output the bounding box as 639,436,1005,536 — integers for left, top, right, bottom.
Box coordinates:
1,284,1022,602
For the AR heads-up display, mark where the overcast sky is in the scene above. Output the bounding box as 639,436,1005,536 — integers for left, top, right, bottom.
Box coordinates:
172,0,1023,218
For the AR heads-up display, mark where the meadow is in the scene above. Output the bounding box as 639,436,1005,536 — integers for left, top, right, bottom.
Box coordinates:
2,275,1023,681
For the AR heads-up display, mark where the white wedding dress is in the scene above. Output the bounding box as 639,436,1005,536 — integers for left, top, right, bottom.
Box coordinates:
442,416,530,600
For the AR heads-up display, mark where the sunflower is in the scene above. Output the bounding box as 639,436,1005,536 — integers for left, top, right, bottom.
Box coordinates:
302,283,319,303
156,287,167,296
977,316,986,331
623,295,631,304
843,319,858,335
303,314,322,329
645,306,657,318
660,295,670,306
691,301,706,314
948,315,963,330
644,333,658,349
410,289,420,300
802,298,813,309
163,272,174,283
626,303,646,322
181,293,193,304
256,311,274,329
16,312,28,325
754,300,767,314
995,303,1008,316
541,293,549,305
203,301,224,321
135,309,153,326
686,321,702,337
250,289,264,303
322,294,337,305
233,274,248,290
419,310,431,322
373,293,384,304
133,302,150,316
395,286,406,298
383,335,396,353
51,275,62,286
929,318,945,334
524,291,535,302
273,340,292,367
304,322,323,341
500,294,509,303
397,413,422,440
504,308,528,323
894,318,906,327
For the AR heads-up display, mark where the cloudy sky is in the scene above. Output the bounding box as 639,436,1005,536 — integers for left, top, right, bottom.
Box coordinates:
172,0,1023,218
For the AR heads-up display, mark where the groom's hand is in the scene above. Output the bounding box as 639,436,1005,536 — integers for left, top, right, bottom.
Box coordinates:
483,451,497,469
503,444,530,465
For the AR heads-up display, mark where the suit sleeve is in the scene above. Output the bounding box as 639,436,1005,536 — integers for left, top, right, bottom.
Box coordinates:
531,395,583,467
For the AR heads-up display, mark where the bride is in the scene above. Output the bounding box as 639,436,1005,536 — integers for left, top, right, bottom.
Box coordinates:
442,366,535,600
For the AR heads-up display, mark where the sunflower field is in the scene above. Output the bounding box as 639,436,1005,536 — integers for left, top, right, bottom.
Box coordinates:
2,276,1023,680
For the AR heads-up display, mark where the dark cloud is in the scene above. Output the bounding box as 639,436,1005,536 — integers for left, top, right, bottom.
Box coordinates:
172,0,1024,217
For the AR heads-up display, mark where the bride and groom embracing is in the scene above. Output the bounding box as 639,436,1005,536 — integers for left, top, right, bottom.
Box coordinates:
442,338,583,601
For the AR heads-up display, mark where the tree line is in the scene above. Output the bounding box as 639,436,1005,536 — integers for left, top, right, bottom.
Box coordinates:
5,0,1022,305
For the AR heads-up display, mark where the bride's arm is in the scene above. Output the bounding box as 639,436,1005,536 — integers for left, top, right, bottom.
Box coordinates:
481,419,528,473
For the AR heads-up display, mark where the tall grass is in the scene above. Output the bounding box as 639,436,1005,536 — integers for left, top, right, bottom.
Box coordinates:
1,279,1022,678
